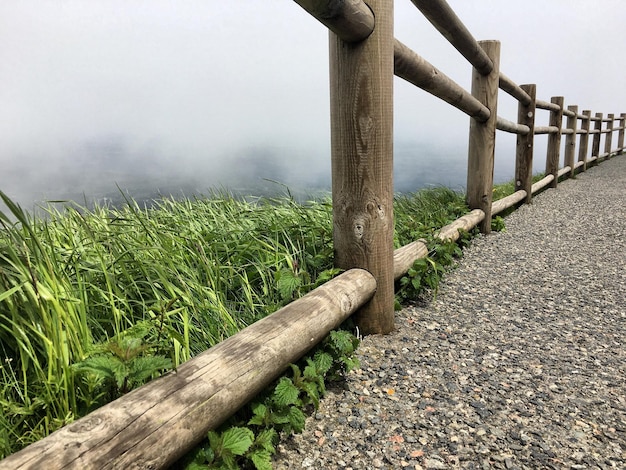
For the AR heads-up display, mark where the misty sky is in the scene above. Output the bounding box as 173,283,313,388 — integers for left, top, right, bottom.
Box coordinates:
1,1,625,209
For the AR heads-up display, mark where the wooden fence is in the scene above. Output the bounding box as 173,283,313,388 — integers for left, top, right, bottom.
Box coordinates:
2,0,624,468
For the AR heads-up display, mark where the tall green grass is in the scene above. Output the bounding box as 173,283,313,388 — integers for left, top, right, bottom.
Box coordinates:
0,187,467,457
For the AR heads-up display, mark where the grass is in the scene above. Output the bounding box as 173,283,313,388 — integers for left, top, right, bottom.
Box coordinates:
0,186,468,458
492,172,546,201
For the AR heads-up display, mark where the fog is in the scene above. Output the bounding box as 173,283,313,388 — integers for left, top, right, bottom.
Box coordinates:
1,1,625,212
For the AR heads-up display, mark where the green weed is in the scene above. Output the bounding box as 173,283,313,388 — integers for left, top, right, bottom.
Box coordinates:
176,328,360,470
0,185,470,458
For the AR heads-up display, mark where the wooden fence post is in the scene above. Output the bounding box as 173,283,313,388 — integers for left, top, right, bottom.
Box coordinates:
545,96,564,188
515,84,536,204
578,110,591,171
329,0,394,335
618,112,626,154
564,105,578,178
604,113,614,159
591,112,603,165
467,40,500,234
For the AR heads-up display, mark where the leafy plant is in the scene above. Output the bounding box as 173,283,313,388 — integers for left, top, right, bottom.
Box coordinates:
491,215,506,232
396,236,466,305
176,328,360,470
73,323,173,402
0,185,474,457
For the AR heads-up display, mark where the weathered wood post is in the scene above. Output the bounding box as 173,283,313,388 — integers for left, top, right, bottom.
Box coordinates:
545,96,564,188
618,112,626,154
564,105,578,178
329,0,394,334
577,110,591,171
603,113,614,159
515,84,536,204
467,40,500,234
591,112,603,165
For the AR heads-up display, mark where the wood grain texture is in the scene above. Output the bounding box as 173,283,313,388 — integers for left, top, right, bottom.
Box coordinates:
0,269,376,470
545,96,564,189
499,73,532,105
564,105,578,178
590,112,603,166
531,174,555,195
294,0,375,43
409,0,493,75
393,239,428,281
393,209,484,281
515,84,536,203
536,100,561,112
491,190,527,216
603,113,614,158
437,209,485,242
496,116,529,135
534,126,559,135
618,113,626,152
393,39,489,121
466,40,500,234
329,0,394,334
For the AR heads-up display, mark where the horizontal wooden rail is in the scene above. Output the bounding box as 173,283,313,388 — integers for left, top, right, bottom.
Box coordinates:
293,0,374,43
393,154,617,277
394,41,534,132
531,174,555,193
536,99,561,112
394,39,490,121
499,73,532,105
393,239,428,281
534,125,559,134
4,2,624,467
491,190,527,216
393,208,485,281
409,0,493,75
437,209,485,242
0,269,376,470
557,166,572,178
496,116,529,135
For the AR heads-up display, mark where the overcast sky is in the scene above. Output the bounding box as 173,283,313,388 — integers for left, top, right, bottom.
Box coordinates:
1,1,625,208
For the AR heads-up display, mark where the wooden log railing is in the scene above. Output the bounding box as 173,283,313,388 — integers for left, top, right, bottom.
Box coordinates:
3,0,625,467
0,270,377,469
293,0,375,42
393,39,490,122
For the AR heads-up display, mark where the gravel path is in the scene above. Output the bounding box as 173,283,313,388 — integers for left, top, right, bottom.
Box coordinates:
273,156,626,470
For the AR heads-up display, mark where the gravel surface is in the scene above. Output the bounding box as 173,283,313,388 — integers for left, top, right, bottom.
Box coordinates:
273,156,626,470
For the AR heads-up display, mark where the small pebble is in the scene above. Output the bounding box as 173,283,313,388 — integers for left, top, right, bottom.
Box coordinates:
272,158,626,470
